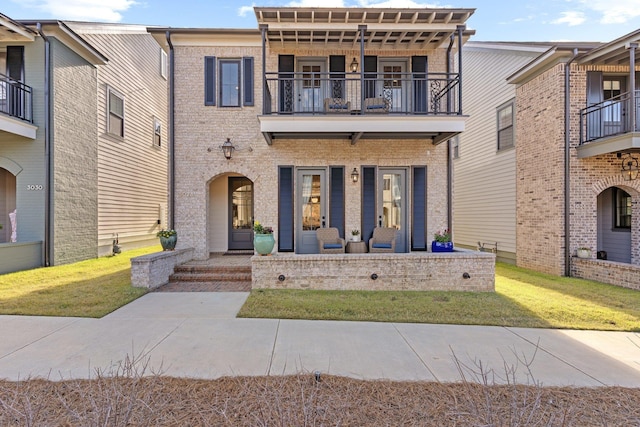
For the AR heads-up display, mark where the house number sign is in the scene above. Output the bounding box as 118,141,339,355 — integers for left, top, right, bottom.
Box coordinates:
27,185,44,190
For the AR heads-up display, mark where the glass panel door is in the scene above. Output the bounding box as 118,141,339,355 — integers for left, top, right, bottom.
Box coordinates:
378,169,407,252
297,60,325,113
228,177,254,250
296,169,326,253
381,61,407,112
602,77,626,135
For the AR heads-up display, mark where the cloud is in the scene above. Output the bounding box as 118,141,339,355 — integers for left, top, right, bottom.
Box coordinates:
551,11,586,26
577,0,640,24
356,0,444,6
19,0,136,22
238,4,255,17
287,0,345,6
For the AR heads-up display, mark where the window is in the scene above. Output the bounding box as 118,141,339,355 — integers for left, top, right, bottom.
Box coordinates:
451,136,459,159
497,100,514,150
614,188,631,229
160,49,167,79
219,59,241,107
153,118,161,147
107,87,124,137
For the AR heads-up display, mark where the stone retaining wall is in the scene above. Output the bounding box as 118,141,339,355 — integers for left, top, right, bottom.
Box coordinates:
571,257,640,291
252,250,495,292
131,248,194,289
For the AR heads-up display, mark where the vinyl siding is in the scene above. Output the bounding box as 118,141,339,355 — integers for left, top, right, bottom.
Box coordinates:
70,26,169,255
453,44,543,259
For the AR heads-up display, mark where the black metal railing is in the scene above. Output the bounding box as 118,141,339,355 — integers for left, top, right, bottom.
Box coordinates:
263,71,460,116
580,90,640,144
0,73,33,123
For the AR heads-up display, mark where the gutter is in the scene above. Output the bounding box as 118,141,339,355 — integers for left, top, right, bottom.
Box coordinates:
166,31,175,230
564,49,579,276
36,23,52,267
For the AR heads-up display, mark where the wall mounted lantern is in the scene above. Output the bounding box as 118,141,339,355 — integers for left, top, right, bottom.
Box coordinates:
620,153,639,181
208,138,252,160
351,168,360,183
349,57,359,73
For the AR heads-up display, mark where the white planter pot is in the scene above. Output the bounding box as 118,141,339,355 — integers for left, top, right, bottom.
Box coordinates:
351,235,361,242
577,249,591,259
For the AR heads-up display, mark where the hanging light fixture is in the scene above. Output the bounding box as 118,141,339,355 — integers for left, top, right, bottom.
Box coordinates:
349,57,359,73
621,153,639,181
351,168,360,183
220,138,235,160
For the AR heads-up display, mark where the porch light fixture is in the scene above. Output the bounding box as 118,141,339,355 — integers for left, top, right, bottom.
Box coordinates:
351,168,360,183
220,138,235,160
620,153,639,181
349,57,359,73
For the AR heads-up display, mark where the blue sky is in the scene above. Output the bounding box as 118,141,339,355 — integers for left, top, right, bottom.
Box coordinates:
4,0,640,42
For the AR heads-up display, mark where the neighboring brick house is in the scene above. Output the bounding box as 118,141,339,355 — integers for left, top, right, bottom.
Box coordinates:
0,15,168,273
149,6,474,259
455,31,640,289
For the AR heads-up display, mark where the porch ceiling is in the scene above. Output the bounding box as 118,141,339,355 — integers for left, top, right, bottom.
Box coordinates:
0,13,36,42
255,7,475,50
257,114,465,145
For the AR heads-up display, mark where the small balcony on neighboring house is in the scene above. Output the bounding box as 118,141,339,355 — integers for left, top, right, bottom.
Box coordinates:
0,13,37,139
578,31,640,159
255,7,474,145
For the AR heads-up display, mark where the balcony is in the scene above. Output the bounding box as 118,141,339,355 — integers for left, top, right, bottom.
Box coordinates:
259,71,464,145
0,73,36,139
578,91,640,158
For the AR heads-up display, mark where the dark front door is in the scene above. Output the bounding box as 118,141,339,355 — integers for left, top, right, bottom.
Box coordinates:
228,177,253,250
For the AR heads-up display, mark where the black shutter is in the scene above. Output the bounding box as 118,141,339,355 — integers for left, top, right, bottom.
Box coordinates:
412,56,428,113
411,166,427,250
329,55,345,98
329,166,345,238
243,57,254,106
362,167,376,242
278,55,294,113
586,71,602,140
204,56,216,106
278,166,294,252
364,56,377,99
6,46,24,81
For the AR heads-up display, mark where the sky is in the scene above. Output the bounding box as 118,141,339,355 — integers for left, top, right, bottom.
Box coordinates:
4,0,640,42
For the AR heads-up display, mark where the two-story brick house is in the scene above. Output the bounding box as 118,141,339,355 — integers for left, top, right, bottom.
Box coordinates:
0,14,168,273
150,6,474,262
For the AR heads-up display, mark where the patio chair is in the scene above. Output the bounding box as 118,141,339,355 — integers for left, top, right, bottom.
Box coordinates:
364,97,389,113
324,97,351,113
369,227,397,253
317,227,346,254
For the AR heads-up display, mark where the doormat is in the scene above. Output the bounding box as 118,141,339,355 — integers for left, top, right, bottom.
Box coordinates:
223,250,254,256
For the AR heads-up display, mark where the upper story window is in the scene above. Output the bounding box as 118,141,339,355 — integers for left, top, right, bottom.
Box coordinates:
153,118,162,147
204,56,254,107
107,87,125,138
160,49,167,79
497,99,514,150
614,187,631,229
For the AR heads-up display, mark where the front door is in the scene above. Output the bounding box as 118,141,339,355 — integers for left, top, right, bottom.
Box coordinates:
380,60,407,112
228,177,253,250
297,60,325,113
296,169,326,253
378,169,408,252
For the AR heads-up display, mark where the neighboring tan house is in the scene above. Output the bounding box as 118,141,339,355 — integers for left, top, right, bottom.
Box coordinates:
0,15,168,273
149,6,475,259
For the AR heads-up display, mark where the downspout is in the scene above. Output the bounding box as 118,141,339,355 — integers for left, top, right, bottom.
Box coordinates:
165,31,175,230
564,49,579,276
446,34,454,233
359,25,366,115
37,23,52,267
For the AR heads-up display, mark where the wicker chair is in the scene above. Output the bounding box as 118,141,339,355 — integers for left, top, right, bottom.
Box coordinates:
364,97,389,113
316,227,346,254
324,97,351,113
369,227,397,253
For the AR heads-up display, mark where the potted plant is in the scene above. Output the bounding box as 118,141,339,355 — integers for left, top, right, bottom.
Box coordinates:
157,229,177,251
351,229,361,242
432,229,453,252
576,247,591,259
253,221,275,256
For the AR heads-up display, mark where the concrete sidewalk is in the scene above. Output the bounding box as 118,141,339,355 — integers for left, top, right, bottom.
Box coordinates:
0,292,639,387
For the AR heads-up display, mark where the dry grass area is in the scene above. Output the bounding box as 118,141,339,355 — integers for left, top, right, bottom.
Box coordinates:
1,373,639,426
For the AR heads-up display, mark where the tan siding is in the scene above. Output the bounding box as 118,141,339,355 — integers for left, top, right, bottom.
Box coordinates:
453,45,542,257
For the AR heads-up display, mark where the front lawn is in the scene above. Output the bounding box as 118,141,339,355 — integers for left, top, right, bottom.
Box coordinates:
238,262,640,331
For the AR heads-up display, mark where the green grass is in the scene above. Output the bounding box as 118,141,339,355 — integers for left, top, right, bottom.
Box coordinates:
238,262,640,331
0,246,160,318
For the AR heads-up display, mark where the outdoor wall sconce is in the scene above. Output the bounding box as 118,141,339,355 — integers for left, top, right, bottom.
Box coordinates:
351,168,360,183
620,152,639,181
208,138,252,160
349,57,359,73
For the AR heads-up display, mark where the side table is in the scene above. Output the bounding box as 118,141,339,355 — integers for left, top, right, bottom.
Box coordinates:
346,240,367,253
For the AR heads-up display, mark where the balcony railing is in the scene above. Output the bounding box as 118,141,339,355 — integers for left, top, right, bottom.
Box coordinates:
0,73,33,123
263,72,460,116
580,91,640,144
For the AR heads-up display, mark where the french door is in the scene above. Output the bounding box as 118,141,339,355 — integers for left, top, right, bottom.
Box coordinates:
297,60,325,113
296,169,326,253
377,169,408,252
380,60,408,112
228,177,253,250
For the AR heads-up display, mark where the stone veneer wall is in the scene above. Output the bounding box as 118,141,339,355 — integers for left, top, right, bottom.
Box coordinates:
173,43,450,260
571,258,640,291
252,251,495,292
131,248,195,288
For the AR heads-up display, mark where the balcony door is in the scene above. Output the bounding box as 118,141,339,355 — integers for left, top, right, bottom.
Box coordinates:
297,60,325,113
296,169,326,253
380,60,408,112
377,169,408,252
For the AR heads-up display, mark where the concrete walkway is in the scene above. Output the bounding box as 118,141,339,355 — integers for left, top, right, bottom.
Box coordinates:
1,292,639,387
